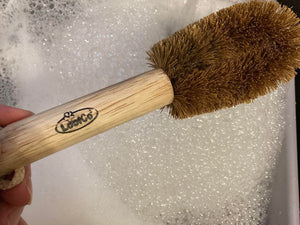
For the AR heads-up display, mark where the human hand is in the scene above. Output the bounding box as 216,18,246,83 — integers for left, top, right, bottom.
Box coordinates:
0,105,33,225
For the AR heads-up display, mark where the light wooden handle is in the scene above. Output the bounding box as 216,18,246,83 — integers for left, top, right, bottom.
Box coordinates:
0,69,173,176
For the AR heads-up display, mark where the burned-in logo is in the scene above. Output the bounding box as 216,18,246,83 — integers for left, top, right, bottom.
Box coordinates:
55,108,98,134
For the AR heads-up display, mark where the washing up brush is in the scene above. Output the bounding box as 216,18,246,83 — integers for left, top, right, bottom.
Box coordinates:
0,0,300,189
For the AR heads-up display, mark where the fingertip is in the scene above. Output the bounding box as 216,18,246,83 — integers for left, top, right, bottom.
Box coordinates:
0,105,33,127
0,182,31,207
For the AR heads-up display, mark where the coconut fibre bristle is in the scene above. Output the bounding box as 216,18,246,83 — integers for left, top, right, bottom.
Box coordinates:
147,0,300,119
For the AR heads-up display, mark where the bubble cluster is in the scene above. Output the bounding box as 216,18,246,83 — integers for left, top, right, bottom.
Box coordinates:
0,0,9,11
0,57,16,106
0,0,291,224
85,85,286,225
24,0,81,40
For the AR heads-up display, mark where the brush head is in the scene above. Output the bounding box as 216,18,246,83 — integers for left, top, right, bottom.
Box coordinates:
147,0,300,119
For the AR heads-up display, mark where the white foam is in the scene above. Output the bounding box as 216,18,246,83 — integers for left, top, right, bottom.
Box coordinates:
0,0,289,224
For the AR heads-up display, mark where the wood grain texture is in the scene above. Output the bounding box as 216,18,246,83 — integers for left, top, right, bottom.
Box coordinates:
0,69,173,176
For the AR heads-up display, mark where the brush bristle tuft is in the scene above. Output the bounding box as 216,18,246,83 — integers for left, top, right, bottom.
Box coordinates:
147,0,300,119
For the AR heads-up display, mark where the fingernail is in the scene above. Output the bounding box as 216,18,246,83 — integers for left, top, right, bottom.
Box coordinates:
24,176,32,205
8,207,24,225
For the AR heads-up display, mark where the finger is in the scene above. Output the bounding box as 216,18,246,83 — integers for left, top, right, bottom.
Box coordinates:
0,202,24,225
18,217,28,225
0,166,32,206
0,201,10,225
7,207,24,225
0,105,33,127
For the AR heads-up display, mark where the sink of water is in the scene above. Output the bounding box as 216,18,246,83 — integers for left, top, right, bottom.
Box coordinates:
0,0,298,224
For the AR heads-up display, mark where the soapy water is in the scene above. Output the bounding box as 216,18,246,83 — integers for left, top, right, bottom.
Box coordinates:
0,0,289,224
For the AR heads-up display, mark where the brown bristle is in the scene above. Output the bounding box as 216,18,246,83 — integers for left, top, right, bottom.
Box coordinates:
147,0,300,119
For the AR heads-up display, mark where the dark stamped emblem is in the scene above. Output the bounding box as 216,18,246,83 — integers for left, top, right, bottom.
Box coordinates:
55,108,98,134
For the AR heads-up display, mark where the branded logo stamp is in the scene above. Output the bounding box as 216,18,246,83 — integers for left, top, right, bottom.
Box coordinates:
55,108,98,134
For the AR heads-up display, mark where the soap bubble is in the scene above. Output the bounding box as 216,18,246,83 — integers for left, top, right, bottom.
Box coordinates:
0,57,16,105
0,0,289,224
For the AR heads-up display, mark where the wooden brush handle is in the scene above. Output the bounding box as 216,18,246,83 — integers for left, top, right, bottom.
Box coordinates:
0,69,173,177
